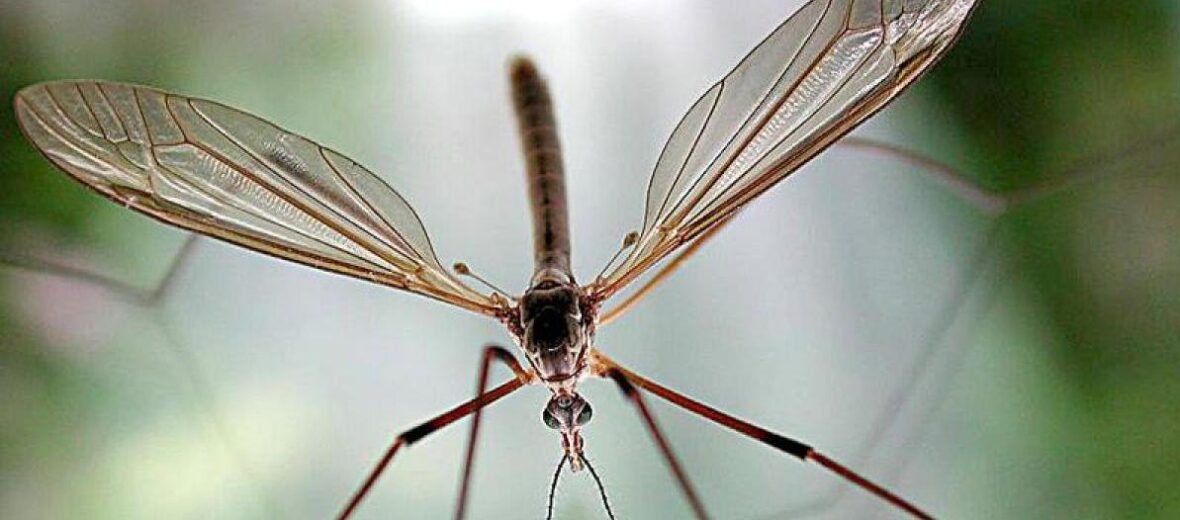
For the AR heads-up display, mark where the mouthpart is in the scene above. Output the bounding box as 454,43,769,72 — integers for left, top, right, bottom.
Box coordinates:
561,430,585,472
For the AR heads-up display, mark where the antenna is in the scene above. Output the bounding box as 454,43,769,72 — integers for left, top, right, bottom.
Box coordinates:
544,455,615,520
583,456,617,520
546,456,567,520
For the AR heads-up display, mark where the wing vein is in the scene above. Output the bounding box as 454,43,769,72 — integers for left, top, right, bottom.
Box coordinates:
133,88,157,148
635,81,726,262
185,101,411,270
65,83,105,140
315,146,421,263
699,26,888,216
662,0,839,231
589,0,980,312
24,98,120,179
100,84,139,145
179,136,394,268
17,81,499,315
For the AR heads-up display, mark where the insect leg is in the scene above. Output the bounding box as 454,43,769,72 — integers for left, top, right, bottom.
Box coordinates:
603,368,710,520
776,222,1003,519
454,345,530,520
836,125,1180,216
336,346,532,520
596,136,980,327
0,234,289,514
591,352,934,520
780,126,1180,517
0,233,200,306
604,126,1179,328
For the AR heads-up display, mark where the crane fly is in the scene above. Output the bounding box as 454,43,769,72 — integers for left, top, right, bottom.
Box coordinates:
12,0,980,518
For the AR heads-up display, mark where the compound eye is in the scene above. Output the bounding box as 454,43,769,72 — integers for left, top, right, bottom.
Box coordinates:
542,408,561,430
575,402,593,426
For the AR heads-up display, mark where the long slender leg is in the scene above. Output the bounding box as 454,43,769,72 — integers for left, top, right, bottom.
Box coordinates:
596,137,1004,328
0,234,287,513
597,137,999,327
837,127,1180,215
601,129,1180,327
0,233,200,306
836,137,1006,215
767,223,1003,520
146,234,200,304
603,368,710,520
591,352,933,520
875,237,1007,485
336,348,532,520
453,346,530,520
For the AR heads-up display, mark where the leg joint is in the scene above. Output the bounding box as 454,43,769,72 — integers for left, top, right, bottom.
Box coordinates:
606,368,637,397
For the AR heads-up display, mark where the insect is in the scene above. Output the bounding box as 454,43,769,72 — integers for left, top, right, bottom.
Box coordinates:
12,0,980,518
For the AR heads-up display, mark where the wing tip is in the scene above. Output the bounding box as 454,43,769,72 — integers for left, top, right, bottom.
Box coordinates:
11,83,51,145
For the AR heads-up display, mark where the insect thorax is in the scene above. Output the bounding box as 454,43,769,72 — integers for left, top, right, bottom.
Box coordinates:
517,280,594,382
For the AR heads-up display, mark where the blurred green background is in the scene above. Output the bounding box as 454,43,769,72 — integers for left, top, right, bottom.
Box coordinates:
1,1,1177,519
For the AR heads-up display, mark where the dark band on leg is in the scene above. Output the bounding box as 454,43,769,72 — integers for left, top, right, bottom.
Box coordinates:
337,347,528,520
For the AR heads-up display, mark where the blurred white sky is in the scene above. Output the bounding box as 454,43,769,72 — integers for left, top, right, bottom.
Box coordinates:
400,0,678,24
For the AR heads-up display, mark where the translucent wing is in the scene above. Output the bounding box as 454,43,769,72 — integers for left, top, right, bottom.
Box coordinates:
589,0,979,303
15,81,503,316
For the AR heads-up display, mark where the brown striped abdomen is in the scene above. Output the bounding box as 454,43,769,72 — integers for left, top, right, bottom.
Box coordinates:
510,56,571,280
